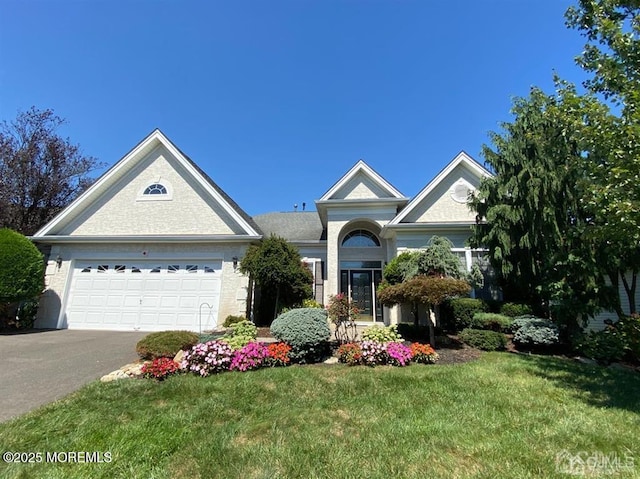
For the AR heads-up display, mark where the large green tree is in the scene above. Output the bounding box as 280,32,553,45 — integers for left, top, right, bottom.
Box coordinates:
0,107,103,235
469,86,615,322
239,235,313,324
566,0,640,314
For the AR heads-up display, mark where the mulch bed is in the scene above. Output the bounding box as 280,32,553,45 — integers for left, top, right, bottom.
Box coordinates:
435,345,483,364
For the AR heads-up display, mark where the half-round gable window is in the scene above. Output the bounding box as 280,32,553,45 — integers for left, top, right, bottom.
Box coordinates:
143,183,168,195
342,230,380,247
138,180,173,201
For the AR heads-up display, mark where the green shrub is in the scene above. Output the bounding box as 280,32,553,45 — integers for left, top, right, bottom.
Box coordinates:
270,308,331,363
459,328,507,351
616,315,640,362
0,228,44,304
576,329,627,364
302,298,323,309
360,324,403,343
500,302,533,318
512,315,540,330
512,317,560,349
575,315,640,363
223,315,247,327
223,320,257,350
444,298,488,331
15,298,39,329
136,331,200,360
472,312,514,332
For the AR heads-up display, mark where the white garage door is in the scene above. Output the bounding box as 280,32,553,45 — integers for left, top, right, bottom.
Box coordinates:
65,260,222,332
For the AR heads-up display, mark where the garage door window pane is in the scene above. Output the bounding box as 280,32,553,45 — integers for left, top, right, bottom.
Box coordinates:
204,266,215,273
168,265,180,273
98,265,109,273
81,266,92,273
131,266,141,273
115,265,125,273
150,266,161,273
186,265,197,273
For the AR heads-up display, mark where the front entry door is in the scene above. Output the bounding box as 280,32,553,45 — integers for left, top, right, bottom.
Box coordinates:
351,270,373,322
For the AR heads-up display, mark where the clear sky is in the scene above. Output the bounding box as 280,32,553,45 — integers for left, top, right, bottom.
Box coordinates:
0,0,589,216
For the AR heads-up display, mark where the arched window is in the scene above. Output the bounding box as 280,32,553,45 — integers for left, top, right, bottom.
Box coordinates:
143,183,168,195
341,230,380,247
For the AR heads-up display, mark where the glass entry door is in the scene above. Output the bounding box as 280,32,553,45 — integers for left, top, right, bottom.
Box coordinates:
340,267,383,322
351,270,373,321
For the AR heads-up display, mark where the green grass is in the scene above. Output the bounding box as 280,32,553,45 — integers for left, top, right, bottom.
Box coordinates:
1,353,639,478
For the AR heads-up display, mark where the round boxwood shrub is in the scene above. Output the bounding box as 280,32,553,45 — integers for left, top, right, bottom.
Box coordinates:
136,330,200,360
500,302,533,318
459,328,507,351
270,308,331,363
0,228,44,303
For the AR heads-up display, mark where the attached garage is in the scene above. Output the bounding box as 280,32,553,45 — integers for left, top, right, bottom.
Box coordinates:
32,130,263,331
64,260,222,332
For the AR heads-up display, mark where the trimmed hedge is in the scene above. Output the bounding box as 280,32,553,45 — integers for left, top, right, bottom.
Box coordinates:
472,312,513,332
444,298,488,332
459,328,507,351
136,331,200,360
270,308,331,363
500,302,533,318
0,228,44,303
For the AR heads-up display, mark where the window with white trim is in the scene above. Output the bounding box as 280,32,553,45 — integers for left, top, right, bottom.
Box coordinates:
143,183,167,195
342,230,380,247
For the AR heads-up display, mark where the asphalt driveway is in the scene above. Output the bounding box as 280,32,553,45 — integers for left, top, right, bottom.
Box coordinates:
1,329,147,423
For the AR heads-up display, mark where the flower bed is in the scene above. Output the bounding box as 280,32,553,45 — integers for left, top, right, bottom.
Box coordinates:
141,335,438,381
337,341,439,367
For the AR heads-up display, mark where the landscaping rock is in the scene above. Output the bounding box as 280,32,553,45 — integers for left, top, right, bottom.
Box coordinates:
100,370,128,382
173,350,185,364
575,356,597,366
100,361,147,382
324,356,339,365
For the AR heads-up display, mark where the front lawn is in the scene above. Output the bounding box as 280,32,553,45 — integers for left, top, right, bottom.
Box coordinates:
1,353,639,478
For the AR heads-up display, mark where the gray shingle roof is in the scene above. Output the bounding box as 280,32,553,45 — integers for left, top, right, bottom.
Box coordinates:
252,212,325,242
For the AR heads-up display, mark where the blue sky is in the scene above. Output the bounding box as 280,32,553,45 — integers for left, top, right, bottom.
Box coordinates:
1,0,588,216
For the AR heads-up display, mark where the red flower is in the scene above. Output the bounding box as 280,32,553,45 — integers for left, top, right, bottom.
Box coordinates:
266,342,291,366
141,357,180,380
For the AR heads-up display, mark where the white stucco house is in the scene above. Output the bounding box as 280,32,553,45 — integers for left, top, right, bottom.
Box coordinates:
32,129,494,332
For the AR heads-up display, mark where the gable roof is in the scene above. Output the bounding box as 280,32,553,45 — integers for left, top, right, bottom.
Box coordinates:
253,212,325,242
387,151,492,226
317,159,406,201
33,129,262,238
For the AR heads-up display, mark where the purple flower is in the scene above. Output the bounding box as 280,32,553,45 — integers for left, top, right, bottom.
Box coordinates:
230,342,269,372
385,342,413,367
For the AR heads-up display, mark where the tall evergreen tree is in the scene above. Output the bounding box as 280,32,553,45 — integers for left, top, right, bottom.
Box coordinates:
469,86,612,321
